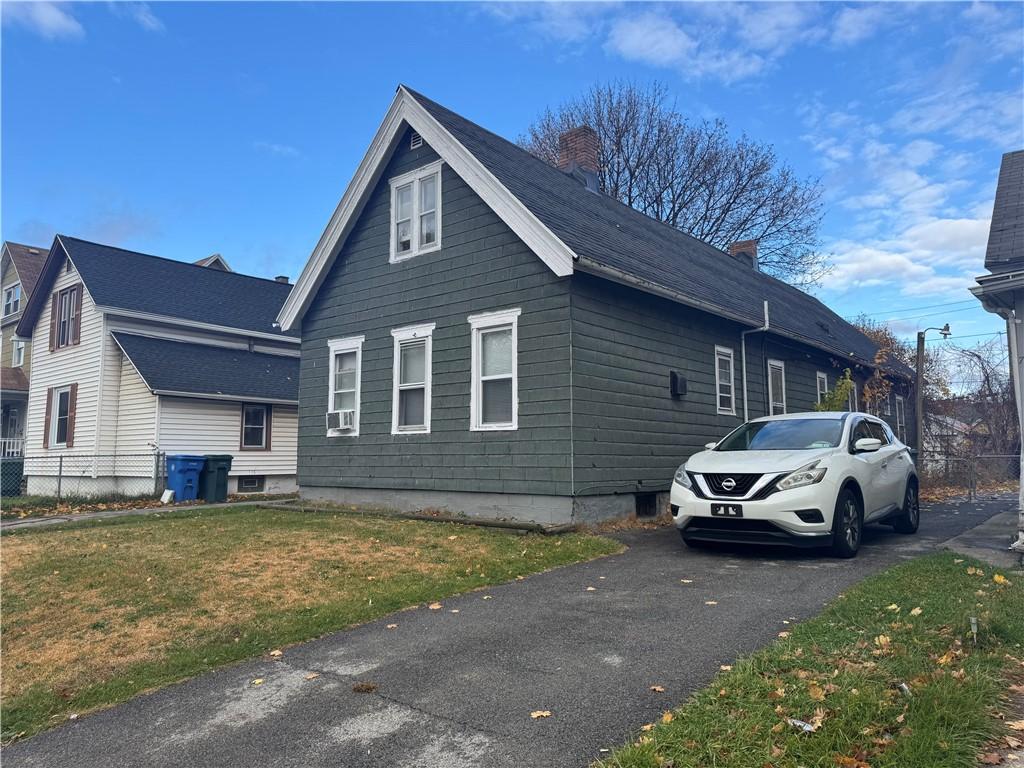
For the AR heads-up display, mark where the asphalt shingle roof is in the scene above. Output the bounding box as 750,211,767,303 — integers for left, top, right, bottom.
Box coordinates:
985,150,1024,274
4,241,47,301
57,236,297,338
112,332,299,402
405,87,906,375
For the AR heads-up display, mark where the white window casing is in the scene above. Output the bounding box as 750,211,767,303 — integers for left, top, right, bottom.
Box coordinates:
391,322,435,435
883,392,892,416
11,339,25,367
469,308,520,431
816,371,828,404
714,346,735,415
895,395,906,442
3,282,21,317
241,404,269,449
389,160,443,263
51,385,72,447
767,359,786,415
327,335,365,436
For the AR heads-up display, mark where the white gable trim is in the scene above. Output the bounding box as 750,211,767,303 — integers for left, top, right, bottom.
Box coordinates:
276,86,576,331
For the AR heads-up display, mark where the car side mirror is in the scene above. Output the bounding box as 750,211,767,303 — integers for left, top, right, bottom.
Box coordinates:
854,437,882,453
704,442,718,450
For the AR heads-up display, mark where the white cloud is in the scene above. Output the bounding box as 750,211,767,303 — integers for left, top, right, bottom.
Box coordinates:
831,4,889,46
253,140,300,158
605,12,695,68
2,2,84,40
890,86,1024,147
118,3,165,33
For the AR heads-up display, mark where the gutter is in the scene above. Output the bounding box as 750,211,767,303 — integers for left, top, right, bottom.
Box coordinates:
741,301,770,421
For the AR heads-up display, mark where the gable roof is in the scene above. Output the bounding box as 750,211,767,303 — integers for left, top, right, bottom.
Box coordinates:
17,236,298,341
194,253,232,271
985,150,1024,274
279,86,905,376
3,241,47,300
111,332,299,403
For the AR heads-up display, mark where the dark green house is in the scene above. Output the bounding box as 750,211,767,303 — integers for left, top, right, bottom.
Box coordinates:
277,86,914,524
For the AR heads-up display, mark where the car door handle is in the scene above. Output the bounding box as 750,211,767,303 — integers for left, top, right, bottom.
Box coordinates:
881,462,888,468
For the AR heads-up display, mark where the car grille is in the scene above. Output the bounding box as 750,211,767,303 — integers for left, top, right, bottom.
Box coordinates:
702,473,762,496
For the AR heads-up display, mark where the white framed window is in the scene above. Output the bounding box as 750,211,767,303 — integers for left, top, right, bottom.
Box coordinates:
11,339,25,367
816,371,828,404
895,395,906,442
55,285,79,349
51,386,71,447
391,322,435,434
241,404,270,450
714,346,735,415
767,359,786,415
238,475,265,493
883,392,892,416
469,308,520,431
389,160,442,263
327,335,365,436
848,381,859,412
3,283,21,316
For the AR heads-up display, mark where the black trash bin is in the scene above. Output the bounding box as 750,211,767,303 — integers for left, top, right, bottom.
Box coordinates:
199,455,233,502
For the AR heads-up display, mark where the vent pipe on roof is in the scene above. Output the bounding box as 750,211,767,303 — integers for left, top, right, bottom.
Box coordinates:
275,275,290,284
557,126,601,194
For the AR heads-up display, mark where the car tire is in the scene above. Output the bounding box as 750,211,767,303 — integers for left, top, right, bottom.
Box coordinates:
892,479,920,534
830,487,862,558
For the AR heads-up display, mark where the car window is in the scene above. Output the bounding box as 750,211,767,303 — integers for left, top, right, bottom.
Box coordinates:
866,421,890,445
716,418,845,451
849,419,873,450
881,421,897,444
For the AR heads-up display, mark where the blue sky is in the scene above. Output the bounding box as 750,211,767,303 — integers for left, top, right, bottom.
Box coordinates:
3,2,1022,347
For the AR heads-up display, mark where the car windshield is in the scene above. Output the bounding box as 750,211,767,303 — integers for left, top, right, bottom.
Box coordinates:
716,418,844,451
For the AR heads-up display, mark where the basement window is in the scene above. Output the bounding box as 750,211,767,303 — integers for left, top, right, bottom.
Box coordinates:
238,476,265,493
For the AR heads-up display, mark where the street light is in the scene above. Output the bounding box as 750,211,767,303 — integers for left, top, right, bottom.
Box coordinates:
915,323,951,457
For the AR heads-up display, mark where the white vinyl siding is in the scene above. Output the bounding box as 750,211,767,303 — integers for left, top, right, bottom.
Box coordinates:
391,323,434,434
714,346,735,415
469,308,520,431
389,161,442,263
816,371,828,404
767,359,786,415
112,355,158,455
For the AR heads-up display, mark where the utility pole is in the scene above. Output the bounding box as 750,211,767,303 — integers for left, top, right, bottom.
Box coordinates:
915,324,951,458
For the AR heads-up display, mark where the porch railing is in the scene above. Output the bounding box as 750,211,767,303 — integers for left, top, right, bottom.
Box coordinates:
0,438,24,458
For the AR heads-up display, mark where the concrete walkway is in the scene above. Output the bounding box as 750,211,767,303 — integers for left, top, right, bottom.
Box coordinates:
942,496,1024,570
0,501,247,531
3,494,1013,768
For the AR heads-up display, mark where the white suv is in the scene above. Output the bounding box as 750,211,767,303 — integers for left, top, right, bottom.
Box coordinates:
671,412,918,558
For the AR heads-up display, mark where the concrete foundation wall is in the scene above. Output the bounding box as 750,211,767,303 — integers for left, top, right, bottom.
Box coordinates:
24,474,157,498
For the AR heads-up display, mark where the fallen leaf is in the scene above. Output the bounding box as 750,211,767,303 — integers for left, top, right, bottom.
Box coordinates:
386,624,398,629
662,711,674,724
808,684,826,701
994,574,1012,586
874,634,891,649
269,649,283,657
705,601,718,606
482,595,493,600
979,753,1003,765
450,609,460,614
640,724,655,732
720,665,733,671
896,713,905,724
352,682,378,693
447,535,459,540
886,603,900,612
530,710,552,719
778,631,791,638
910,607,923,616
428,602,442,610
680,579,693,583
586,586,597,592
251,678,264,686
1008,720,1024,731
954,558,965,563
936,651,955,666
304,672,320,680
1005,735,1022,748
650,685,666,692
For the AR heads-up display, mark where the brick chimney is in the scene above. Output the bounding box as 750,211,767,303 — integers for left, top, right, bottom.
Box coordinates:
557,126,601,193
729,239,759,270
274,275,290,284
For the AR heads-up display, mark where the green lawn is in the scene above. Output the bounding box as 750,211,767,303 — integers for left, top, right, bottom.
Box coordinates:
598,552,1024,768
0,505,621,741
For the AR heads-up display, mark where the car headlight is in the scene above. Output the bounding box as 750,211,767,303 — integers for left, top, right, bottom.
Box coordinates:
673,464,692,489
776,461,827,491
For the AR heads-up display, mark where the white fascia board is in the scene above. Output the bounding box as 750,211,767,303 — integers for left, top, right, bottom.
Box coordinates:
276,87,576,331
97,306,299,345
153,390,297,405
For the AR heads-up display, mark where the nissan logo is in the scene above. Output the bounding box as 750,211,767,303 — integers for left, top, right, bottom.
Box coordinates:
721,477,737,491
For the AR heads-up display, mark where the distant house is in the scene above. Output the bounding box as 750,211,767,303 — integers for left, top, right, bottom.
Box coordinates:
276,86,914,524
1,241,47,458
15,236,299,496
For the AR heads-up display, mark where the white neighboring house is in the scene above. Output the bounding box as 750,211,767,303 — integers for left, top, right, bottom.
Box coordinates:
15,235,299,496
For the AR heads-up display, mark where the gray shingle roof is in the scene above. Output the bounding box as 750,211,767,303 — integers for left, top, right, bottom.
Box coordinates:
985,150,1024,274
4,241,47,301
112,332,299,402
405,87,907,375
18,236,297,339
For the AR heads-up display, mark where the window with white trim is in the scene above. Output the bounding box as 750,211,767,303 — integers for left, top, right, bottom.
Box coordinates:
848,381,858,412
241,404,269,449
11,339,25,367
3,283,21,316
391,323,434,434
56,285,78,349
51,386,71,447
816,371,828,404
767,359,786,415
883,392,892,416
714,346,735,415
328,335,364,436
895,395,906,442
390,160,442,262
469,308,520,431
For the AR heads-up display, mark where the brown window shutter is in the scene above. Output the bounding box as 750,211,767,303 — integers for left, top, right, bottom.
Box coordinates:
43,388,53,448
66,383,78,448
265,405,272,451
71,285,83,345
49,292,59,351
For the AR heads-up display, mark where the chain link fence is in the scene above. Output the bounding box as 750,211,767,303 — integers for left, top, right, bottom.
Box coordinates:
919,452,1020,501
1,453,166,500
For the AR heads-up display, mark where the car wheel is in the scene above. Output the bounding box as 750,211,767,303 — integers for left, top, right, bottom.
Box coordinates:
892,480,920,534
831,487,862,558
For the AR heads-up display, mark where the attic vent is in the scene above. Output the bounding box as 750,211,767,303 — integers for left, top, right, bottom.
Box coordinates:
410,131,423,149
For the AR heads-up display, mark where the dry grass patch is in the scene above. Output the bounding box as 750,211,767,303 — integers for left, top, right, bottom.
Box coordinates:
1,505,620,740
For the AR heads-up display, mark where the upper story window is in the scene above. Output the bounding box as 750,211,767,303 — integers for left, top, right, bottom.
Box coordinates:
390,160,442,263
11,339,25,367
391,323,435,435
50,284,81,351
240,404,271,450
327,335,364,436
816,372,828,404
3,283,21,316
469,308,520,431
714,346,735,415
767,359,786,415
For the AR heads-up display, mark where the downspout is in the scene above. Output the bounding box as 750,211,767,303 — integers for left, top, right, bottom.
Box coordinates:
741,301,770,422
1006,309,1024,553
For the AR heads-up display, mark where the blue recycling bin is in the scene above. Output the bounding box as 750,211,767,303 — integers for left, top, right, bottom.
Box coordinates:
166,455,206,502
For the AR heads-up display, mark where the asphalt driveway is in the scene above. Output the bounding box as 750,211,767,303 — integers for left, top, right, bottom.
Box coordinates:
3,495,1011,768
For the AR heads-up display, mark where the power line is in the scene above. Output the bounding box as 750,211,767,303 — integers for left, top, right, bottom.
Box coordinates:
851,299,977,319
881,305,983,323
924,331,1006,343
